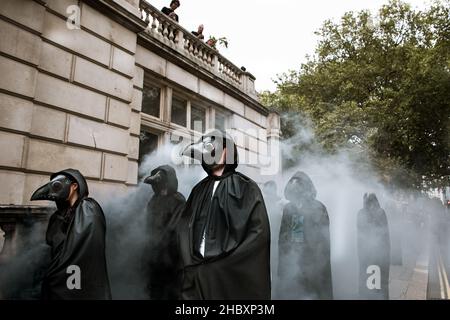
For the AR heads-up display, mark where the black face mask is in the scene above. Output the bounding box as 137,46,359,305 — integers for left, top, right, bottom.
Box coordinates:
182,136,225,175
200,136,225,175
144,170,168,195
30,175,73,210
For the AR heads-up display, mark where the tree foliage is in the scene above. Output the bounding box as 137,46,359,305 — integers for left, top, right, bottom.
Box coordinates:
261,0,450,190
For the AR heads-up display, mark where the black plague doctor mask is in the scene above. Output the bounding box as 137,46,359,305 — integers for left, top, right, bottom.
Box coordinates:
144,169,167,195
30,174,76,210
144,165,180,196
182,129,238,176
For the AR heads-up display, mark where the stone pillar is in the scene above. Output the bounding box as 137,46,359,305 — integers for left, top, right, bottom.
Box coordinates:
263,112,281,177
111,0,141,17
242,72,258,100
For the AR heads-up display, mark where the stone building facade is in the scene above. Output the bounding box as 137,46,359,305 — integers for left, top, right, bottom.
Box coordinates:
0,0,280,263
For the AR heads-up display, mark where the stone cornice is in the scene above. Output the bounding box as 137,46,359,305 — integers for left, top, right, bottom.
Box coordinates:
81,0,147,33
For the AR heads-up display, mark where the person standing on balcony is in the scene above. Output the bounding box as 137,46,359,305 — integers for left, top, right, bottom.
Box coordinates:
191,24,205,40
161,0,180,22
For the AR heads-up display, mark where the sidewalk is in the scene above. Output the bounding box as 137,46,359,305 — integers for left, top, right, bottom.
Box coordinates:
389,251,429,300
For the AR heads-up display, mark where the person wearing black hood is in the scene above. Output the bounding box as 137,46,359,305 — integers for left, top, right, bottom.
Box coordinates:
277,171,333,299
30,169,111,300
178,129,271,300
357,193,390,300
142,165,186,300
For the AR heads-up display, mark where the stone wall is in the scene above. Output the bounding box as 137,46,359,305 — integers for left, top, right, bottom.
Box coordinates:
0,0,140,206
0,0,280,208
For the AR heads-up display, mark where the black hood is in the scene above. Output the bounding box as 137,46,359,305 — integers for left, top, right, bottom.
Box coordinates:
51,168,89,198
363,193,380,210
284,171,317,203
30,168,89,203
182,129,238,176
144,165,179,195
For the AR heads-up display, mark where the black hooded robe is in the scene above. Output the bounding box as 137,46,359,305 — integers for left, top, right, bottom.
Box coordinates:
357,194,390,300
177,172,271,300
277,172,333,300
144,165,186,300
42,169,111,300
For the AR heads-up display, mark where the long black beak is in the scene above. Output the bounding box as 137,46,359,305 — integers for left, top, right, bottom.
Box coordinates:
181,141,204,161
30,182,51,201
144,171,162,185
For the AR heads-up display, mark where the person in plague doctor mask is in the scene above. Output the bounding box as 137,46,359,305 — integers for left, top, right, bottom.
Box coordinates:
177,129,271,300
30,169,111,300
142,165,186,300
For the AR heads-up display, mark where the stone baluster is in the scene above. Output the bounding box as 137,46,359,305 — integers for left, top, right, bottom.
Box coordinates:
141,7,149,32
196,46,202,62
193,44,199,59
162,21,169,40
144,8,150,26
207,52,212,66
183,34,189,50
225,63,230,78
168,26,175,42
213,55,219,72
176,30,184,49
188,40,194,55
157,16,163,36
234,69,239,83
150,12,157,31
140,7,145,21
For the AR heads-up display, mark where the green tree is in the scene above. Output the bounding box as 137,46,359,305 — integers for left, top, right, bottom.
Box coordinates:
261,0,450,190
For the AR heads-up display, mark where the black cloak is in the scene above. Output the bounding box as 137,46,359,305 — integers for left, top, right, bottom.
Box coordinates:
357,193,390,300
144,165,186,300
178,131,271,300
277,171,333,300
41,169,111,300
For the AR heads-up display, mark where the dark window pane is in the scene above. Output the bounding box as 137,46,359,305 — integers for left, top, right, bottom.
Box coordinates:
139,131,159,165
191,105,205,132
215,112,227,131
172,97,187,127
170,133,183,145
142,85,161,117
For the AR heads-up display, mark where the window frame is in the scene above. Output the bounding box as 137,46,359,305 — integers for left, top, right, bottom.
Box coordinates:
170,93,189,129
142,76,166,120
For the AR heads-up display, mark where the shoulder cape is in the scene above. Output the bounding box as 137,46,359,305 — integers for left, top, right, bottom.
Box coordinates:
178,172,271,300
43,198,111,300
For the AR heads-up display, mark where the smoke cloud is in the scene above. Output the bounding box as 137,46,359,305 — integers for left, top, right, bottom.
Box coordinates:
0,116,448,300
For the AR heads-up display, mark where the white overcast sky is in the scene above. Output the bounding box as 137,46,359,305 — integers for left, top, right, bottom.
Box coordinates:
149,0,430,92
